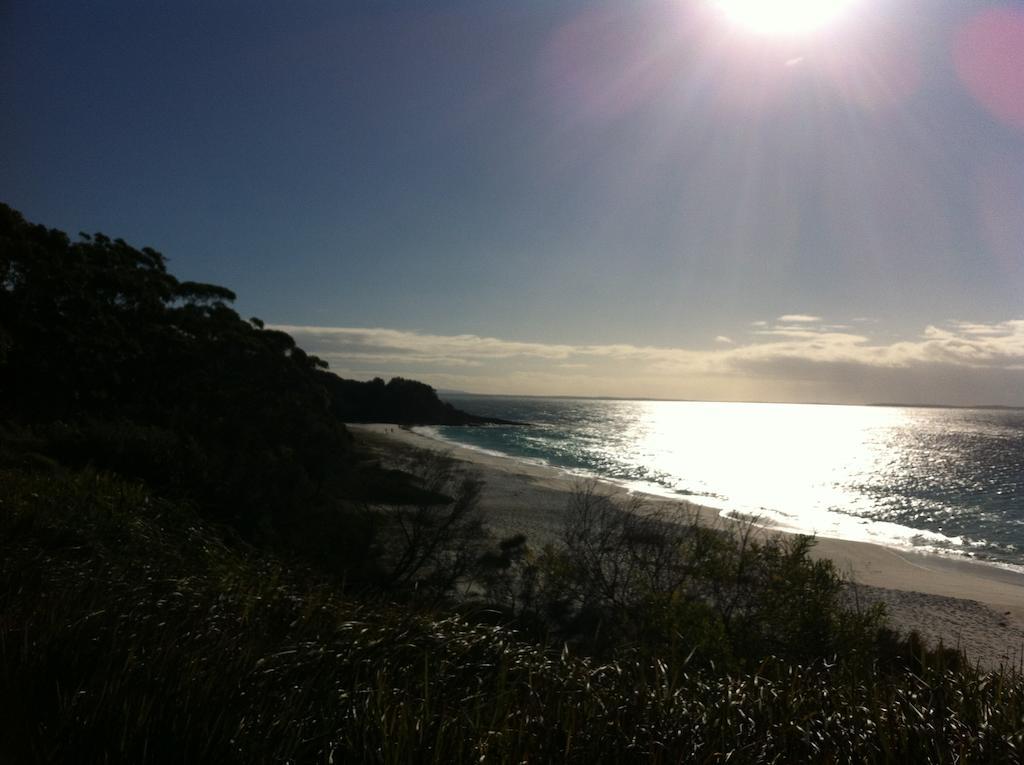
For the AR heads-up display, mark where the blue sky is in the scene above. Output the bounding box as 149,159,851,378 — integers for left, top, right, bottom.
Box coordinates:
5,0,1024,404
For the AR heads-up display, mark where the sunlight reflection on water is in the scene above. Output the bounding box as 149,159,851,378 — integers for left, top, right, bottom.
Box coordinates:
432,397,1024,565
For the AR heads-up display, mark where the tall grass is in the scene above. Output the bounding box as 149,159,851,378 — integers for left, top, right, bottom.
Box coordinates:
3,467,1023,763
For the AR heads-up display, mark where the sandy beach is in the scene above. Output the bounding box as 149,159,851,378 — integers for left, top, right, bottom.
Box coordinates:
351,424,1024,671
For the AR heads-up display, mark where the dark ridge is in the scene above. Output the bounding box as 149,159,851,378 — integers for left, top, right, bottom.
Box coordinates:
319,373,522,426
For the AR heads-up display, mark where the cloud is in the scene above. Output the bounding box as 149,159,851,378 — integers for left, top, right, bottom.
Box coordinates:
275,319,1024,405
776,314,822,323
753,327,867,341
953,321,1007,336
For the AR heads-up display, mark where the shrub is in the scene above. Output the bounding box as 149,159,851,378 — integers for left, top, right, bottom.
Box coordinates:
516,484,884,669
367,449,490,600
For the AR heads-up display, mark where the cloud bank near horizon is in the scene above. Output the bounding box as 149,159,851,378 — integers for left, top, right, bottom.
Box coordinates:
274,318,1024,406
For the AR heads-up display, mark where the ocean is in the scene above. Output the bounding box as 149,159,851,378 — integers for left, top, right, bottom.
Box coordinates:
421,396,1024,568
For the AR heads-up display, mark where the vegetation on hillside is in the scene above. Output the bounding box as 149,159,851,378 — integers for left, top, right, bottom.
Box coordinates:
4,468,1023,763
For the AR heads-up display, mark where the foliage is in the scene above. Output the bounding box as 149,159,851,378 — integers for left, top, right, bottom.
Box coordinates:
0,203,353,535
495,484,885,669
4,468,1024,764
367,449,489,598
280,448,497,598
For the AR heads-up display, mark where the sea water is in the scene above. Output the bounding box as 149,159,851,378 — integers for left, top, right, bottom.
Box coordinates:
422,396,1024,567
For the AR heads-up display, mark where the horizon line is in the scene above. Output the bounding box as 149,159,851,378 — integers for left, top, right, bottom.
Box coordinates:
434,389,1024,411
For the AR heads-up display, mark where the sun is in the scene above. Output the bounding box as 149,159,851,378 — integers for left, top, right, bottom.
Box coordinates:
711,0,858,36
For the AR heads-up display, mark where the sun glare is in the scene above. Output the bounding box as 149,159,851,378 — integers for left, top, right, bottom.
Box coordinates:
711,0,857,36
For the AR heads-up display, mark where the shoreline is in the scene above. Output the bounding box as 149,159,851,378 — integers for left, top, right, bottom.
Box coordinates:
351,423,1024,671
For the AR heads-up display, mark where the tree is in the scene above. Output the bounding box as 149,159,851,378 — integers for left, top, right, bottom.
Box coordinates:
0,203,350,536
370,450,490,601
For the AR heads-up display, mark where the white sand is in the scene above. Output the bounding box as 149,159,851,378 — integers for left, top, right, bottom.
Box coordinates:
351,423,1024,671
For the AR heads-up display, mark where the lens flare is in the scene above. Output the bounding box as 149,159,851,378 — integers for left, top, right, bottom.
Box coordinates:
955,8,1024,132
711,0,858,36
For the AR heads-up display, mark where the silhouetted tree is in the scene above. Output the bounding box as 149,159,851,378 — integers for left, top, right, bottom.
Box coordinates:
0,203,350,535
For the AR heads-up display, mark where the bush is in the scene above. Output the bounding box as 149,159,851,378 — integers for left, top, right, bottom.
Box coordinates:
367,449,490,600
509,484,884,669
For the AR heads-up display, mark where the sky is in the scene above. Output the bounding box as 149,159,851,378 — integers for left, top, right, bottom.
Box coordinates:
4,0,1024,405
